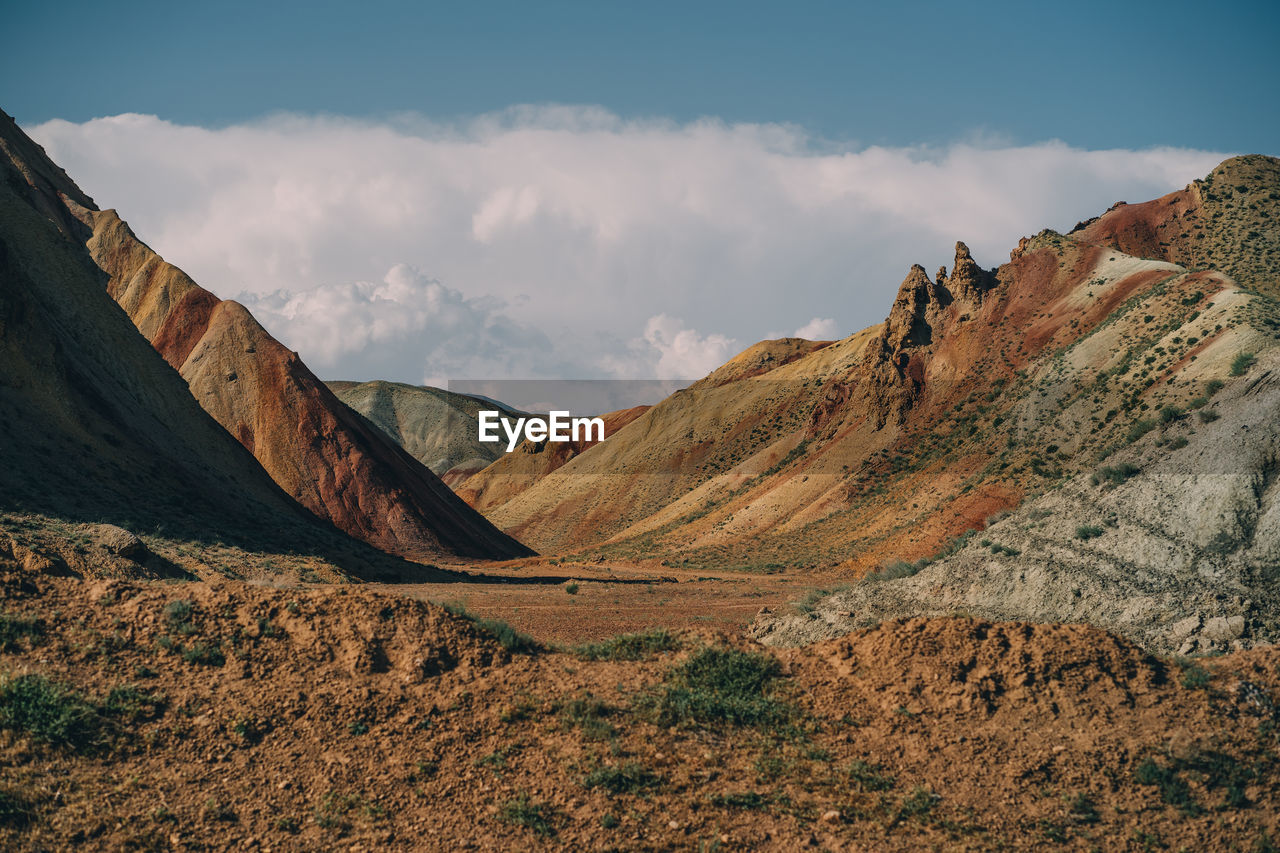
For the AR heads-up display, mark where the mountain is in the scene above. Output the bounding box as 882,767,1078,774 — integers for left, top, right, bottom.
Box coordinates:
750,155,1280,653
325,380,524,483
0,112,441,582
454,404,650,510
0,110,531,562
465,158,1280,604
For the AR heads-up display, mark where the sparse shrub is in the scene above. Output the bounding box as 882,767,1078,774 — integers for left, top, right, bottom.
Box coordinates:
635,646,790,729
1168,435,1189,449
1199,408,1221,423
710,791,769,809
498,792,556,836
572,629,680,661
162,599,194,632
1158,405,1182,424
1230,352,1256,376
868,559,927,581
0,613,42,652
1125,419,1158,444
0,673,105,752
181,641,224,667
103,685,166,723
1075,525,1105,541
896,786,939,821
1205,379,1224,396
1092,462,1140,487
0,785,36,827
846,760,895,792
1180,663,1213,689
559,692,615,741
438,601,536,653
564,582,579,596
582,761,660,793
600,812,619,829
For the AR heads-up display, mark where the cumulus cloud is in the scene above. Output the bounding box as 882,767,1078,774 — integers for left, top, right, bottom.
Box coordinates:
793,317,839,340
26,109,1229,382
634,315,739,380
239,264,560,384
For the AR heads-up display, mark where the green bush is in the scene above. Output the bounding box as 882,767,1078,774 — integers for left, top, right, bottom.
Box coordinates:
0,673,106,752
1092,462,1139,486
0,613,42,652
846,760,895,791
582,762,660,793
1075,525,1105,541
181,641,225,667
1125,419,1158,444
559,692,616,741
635,646,790,729
498,792,556,836
1230,352,1256,376
573,629,680,661
439,601,536,653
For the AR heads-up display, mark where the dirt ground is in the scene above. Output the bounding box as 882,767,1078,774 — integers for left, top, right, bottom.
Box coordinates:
2,562,1279,852
377,558,823,645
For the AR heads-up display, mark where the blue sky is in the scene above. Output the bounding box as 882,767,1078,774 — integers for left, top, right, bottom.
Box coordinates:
5,0,1277,152
5,2,1276,382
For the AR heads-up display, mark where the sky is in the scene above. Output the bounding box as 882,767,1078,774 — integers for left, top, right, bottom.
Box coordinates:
4,1,1276,383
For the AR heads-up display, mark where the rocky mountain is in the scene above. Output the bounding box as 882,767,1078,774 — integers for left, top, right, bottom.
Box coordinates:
0,109,531,562
751,155,1280,654
462,157,1280,651
325,380,524,484
454,404,649,510
0,113,441,582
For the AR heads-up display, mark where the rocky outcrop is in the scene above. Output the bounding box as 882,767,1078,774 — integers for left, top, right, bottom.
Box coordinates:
941,241,997,305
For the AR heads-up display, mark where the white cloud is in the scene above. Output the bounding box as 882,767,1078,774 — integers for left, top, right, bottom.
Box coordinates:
793,317,839,340
26,109,1229,382
633,314,739,379
238,264,560,382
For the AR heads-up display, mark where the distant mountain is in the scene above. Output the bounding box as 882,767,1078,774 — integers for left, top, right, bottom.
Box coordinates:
326,380,523,480
0,109,531,562
454,404,650,510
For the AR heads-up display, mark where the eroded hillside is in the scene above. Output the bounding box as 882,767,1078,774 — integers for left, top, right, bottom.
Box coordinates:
0,109,530,563
472,189,1280,582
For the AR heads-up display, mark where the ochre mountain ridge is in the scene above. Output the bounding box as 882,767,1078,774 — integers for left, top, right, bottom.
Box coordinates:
0,115,456,582
462,156,1280,594
0,109,531,562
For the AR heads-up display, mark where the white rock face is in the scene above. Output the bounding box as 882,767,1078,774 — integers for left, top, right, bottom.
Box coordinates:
753,350,1280,654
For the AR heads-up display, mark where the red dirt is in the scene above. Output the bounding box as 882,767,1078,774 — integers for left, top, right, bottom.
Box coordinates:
3,565,1278,851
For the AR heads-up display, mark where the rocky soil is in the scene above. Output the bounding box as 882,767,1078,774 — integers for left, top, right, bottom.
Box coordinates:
2,563,1279,851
